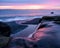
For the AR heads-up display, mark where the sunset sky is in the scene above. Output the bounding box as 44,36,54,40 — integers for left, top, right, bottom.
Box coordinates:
0,0,60,9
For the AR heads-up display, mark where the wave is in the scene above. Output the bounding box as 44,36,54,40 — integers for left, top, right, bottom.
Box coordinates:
0,16,42,22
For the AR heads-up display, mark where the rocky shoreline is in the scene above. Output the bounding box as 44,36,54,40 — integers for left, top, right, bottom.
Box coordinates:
9,16,60,48
0,16,60,48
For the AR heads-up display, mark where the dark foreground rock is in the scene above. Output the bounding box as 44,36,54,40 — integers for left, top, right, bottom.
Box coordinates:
0,22,11,48
0,22,11,36
54,21,60,24
6,21,28,34
42,16,60,21
1,16,60,48
22,18,41,24
9,20,60,48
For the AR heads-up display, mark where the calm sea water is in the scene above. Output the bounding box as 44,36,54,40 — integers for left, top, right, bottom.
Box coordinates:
0,9,60,17
0,9,60,22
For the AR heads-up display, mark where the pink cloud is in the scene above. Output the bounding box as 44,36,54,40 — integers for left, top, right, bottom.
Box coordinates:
0,4,60,9
47,0,60,4
0,0,60,9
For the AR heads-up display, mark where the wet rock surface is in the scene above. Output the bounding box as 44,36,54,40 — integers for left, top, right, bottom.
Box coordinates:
9,18,60,48
1,16,60,48
0,22,11,48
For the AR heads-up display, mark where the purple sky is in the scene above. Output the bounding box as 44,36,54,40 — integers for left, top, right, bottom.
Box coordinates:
0,0,60,9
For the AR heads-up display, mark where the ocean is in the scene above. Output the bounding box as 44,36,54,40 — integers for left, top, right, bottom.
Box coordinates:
0,9,60,22
0,9,60,17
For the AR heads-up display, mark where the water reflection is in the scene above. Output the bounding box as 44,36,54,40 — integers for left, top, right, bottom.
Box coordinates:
11,25,37,38
32,28,51,41
32,21,60,41
9,21,60,48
